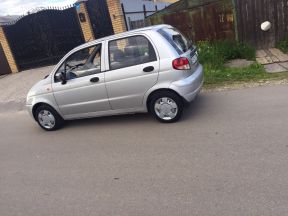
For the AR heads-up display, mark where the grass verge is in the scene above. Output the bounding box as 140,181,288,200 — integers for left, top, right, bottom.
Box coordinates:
203,63,288,88
197,40,288,88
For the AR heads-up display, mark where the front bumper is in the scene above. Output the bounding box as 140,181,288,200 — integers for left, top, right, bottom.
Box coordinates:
26,104,34,119
170,64,204,102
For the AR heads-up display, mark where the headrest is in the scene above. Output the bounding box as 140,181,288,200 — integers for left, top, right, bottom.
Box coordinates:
111,49,125,62
124,46,140,57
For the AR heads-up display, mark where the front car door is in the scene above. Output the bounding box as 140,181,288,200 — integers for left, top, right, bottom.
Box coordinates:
104,34,159,110
52,43,111,119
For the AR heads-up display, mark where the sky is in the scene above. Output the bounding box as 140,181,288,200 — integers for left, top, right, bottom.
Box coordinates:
0,0,77,16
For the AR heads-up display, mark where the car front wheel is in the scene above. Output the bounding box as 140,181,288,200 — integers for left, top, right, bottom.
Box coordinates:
149,91,183,123
35,105,64,131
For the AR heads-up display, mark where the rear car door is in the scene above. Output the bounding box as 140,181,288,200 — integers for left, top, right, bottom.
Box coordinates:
104,34,159,110
52,43,111,118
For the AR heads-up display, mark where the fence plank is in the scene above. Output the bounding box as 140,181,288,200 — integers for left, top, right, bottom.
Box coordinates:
236,0,288,48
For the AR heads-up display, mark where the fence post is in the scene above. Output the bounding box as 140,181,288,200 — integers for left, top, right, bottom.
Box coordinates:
75,1,95,42
231,0,239,41
128,17,132,30
121,3,129,31
0,27,19,73
106,0,128,34
143,4,147,18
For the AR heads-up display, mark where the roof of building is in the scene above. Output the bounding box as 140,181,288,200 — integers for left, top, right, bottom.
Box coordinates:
0,15,20,26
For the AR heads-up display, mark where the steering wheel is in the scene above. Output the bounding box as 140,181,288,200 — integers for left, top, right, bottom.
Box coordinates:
65,63,85,80
66,70,77,80
66,63,84,70
66,63,74,69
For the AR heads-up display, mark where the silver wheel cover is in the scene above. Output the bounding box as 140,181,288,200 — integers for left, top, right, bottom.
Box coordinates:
154,97,178,120
38,110,56,129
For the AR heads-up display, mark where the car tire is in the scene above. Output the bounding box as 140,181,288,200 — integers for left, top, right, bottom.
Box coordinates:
149,91,183,123
35,105,64,131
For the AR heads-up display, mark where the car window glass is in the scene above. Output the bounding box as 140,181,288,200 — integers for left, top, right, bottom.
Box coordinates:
55,44,101,82
158,28,192,54
109,35,157,71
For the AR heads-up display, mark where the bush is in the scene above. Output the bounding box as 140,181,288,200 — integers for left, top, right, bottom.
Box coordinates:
197,41,225,68
277,36,288,53
197,40,256,69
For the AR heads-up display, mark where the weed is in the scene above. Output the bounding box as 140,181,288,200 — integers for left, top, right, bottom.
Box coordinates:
277,36,288,53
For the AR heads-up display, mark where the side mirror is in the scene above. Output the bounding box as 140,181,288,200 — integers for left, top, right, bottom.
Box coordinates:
61,72,67,85
55,72,67,85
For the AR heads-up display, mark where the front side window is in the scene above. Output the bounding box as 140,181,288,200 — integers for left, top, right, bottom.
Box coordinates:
109,35,157,71
55,44,101,82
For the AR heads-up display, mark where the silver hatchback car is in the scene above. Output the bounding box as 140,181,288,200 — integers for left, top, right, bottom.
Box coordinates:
26,25,203,131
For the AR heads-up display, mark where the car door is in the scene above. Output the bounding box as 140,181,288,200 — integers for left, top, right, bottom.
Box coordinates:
52,43,111,118
104,34,159,110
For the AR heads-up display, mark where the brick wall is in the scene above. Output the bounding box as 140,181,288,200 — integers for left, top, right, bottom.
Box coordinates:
106,0,127,34
77,2,95,42
0,27,18,73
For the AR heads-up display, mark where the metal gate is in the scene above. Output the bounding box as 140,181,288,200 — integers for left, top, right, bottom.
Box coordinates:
86,0,114,38
0,43,11,75
3,7,85,70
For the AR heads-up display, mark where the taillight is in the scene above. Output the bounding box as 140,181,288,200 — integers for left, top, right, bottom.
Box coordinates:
172,57,190,70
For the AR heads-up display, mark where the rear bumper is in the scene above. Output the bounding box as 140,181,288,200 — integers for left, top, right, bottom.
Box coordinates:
170,64,204,102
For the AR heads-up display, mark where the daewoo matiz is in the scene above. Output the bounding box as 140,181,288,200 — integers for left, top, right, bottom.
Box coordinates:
27,25,204,131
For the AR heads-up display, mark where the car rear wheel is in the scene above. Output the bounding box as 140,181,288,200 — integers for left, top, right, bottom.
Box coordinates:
149,91,183,123
35,105,64,131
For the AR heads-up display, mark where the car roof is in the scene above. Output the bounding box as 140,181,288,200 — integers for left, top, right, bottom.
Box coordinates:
76,24,172,50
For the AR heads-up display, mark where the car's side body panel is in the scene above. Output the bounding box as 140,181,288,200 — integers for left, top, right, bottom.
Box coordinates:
52,72,110,117
50,42,111,118
103,33,160,110
169,64,204,102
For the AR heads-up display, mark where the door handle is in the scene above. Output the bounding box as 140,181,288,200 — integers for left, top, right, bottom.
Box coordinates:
143,66,154,72
90,77,100,83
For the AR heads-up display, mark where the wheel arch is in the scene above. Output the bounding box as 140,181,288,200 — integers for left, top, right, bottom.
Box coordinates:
146,88,185,112
32,102,58,120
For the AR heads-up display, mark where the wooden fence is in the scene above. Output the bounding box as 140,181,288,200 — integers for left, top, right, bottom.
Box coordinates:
235,0,288,48
147,0,235,43
147,0,288,49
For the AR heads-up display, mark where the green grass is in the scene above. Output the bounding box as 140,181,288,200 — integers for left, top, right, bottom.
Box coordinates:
277,36,288,53
197,40,288,88
204,63,288,88
197,40,255,69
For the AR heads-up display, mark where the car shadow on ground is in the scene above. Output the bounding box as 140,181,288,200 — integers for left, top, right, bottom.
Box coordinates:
181,94,210,121
63,93,210,129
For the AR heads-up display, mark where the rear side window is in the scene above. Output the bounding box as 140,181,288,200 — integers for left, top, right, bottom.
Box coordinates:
158,28,192,54
109,35,157,70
